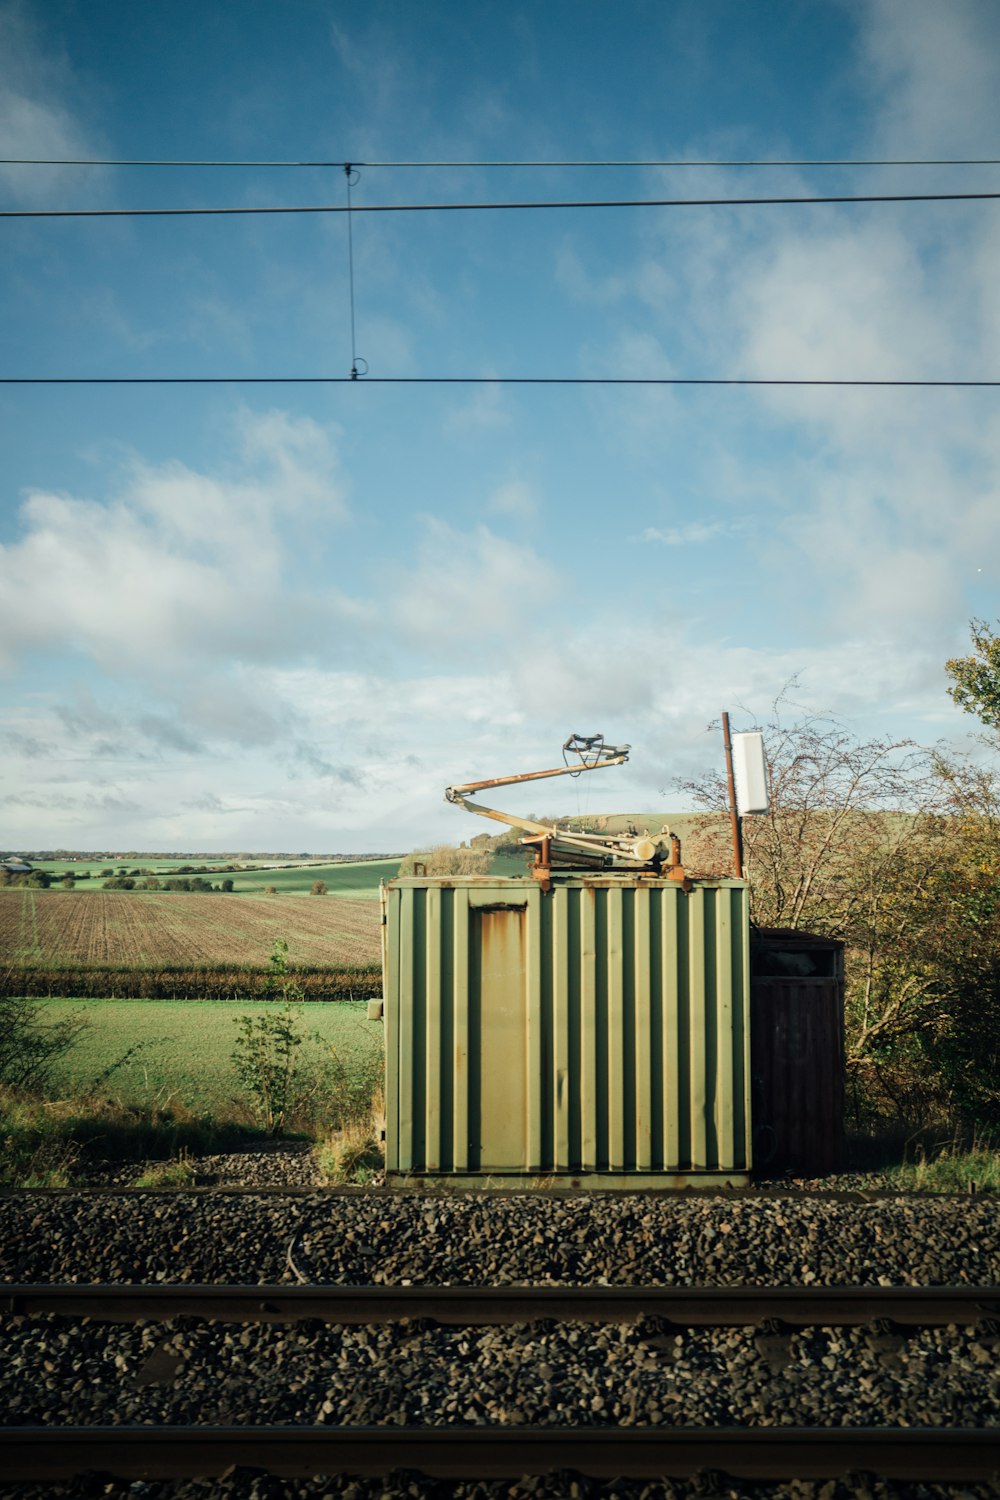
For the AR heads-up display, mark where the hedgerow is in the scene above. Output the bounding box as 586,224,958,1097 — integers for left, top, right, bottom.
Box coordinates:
1,964,382,1001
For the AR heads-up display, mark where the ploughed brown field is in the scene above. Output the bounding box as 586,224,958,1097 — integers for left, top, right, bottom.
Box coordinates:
3,889,382,969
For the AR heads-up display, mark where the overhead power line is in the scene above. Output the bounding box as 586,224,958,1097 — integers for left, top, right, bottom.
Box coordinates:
1,376,997,388
3,156,1000,168
4,191,1000,218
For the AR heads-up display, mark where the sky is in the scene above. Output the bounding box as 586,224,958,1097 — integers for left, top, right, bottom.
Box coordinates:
2,0,1000,854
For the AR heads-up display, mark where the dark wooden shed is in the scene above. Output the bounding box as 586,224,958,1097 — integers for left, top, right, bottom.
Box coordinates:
750,927,846,1177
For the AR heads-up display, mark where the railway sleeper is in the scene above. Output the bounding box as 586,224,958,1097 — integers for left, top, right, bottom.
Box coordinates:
2,1426,1000,1483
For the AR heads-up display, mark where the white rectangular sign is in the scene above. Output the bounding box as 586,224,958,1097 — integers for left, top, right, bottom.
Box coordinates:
732,731,769,814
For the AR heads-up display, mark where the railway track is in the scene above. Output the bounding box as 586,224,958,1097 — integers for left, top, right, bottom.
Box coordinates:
3,1283,1000,1485
5,1182,994,1199
4,1280,1000,1326
2,1424,1000,1483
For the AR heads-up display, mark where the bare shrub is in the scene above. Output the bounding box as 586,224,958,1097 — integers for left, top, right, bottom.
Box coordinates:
398,843,492,877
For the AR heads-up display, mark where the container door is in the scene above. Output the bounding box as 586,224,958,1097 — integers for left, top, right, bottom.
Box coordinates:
471,899,529,1169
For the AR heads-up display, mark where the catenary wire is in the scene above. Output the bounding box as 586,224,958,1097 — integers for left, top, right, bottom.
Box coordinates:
4,191,1000,218
3,156,1000,168
1,376,998,387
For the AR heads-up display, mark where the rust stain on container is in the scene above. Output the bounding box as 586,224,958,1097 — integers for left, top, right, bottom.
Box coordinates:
476,904,528,1169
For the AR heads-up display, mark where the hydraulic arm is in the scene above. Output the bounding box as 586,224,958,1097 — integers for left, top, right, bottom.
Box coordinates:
445,734,688,886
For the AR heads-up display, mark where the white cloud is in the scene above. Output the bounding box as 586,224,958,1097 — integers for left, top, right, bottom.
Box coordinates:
643,518,751,546
389,518,559,647
487,478,538,521
735,222,940,385
0,409,354,675
442,381,512,433
269,630,966,824
861,0,1000,160
0,2,110,205
0,618,973,850
270,666,518,728
552,8,1000,649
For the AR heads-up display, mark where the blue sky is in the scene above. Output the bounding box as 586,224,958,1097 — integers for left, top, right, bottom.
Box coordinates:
2,0,999,852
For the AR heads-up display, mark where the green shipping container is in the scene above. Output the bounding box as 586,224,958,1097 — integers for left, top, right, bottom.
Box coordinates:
383,874,751,1188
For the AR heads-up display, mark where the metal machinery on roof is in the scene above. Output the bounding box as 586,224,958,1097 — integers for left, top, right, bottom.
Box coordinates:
445,732,690,889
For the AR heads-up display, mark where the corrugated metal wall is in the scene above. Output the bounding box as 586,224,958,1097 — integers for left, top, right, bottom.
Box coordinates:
384,875,751,1186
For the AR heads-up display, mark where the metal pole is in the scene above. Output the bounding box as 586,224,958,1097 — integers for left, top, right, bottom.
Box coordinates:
721,711,745,879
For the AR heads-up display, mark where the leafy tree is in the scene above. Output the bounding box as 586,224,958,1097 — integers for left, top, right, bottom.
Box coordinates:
898,754,1000,1125
220,878,234,892
673,699,986,1122
945,620,1000,730
310,880,328,895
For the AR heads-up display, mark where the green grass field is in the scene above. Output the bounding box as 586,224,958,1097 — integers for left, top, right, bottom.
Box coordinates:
36,998,383,1116
219,858,400,896
27,860,225,879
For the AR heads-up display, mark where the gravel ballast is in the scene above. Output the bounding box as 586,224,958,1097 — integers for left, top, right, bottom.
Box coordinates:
2,1190,999,1287
84,1141,326,1191
3,1475,997,1500
2,1189,999,1500
4,1312,1000,1430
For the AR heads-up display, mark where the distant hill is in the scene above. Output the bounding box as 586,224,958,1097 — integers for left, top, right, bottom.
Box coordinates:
557,811,709,838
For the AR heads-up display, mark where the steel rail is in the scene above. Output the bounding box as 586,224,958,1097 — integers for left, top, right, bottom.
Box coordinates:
1,1425,999,1482
4,1283,999,1326
2,1182,994,1200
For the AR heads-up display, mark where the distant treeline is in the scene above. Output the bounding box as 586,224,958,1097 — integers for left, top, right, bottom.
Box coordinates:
102,876,233,892
2,964,383,1002
4,851,404,863
0,870,234,891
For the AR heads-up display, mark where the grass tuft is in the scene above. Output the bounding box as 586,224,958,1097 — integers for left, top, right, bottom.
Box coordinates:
0,1131,80,1188
315,1120,384,1184
886,1142,1000,1193
132,1151,197,1189
0,1085,267,1186
315,1080,385,1185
